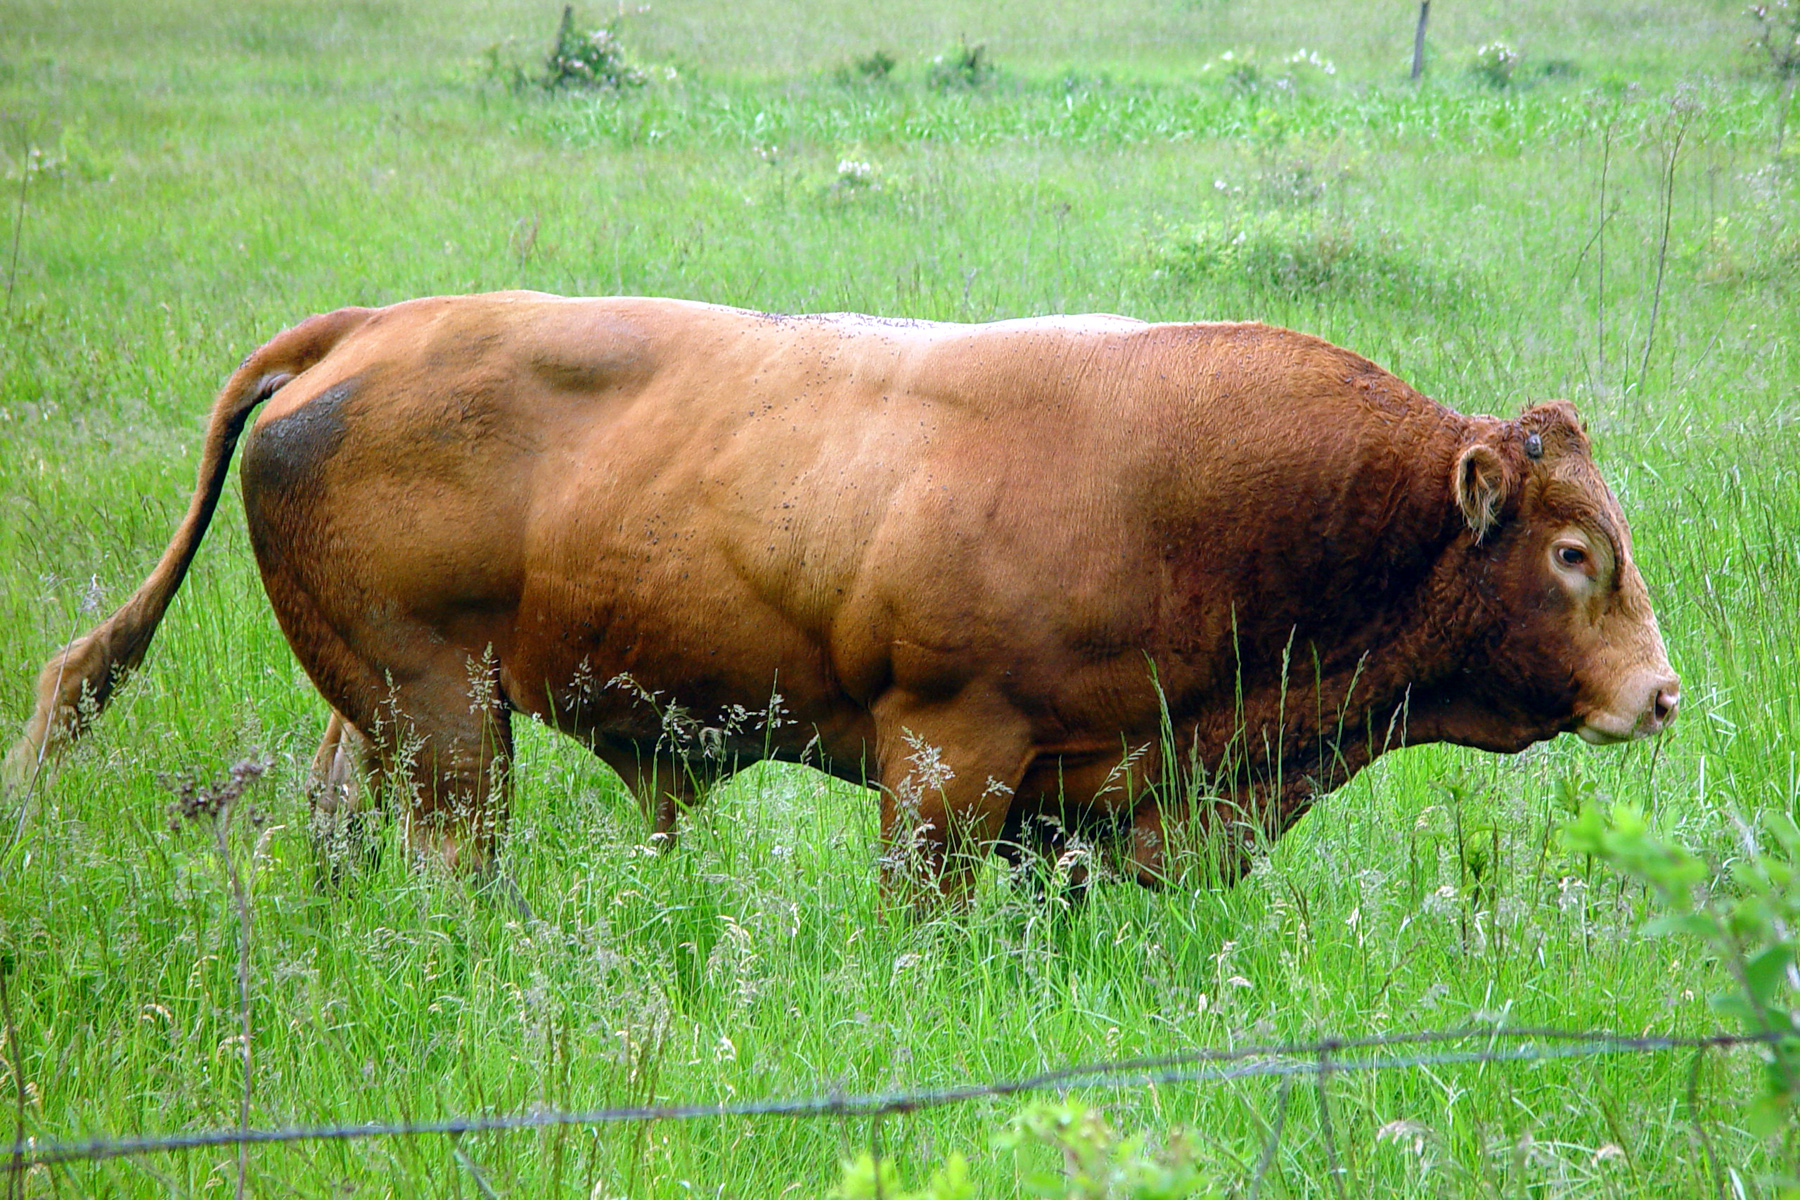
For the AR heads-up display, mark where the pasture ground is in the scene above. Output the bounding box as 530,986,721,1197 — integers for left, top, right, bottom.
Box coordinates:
2,0,1797,1194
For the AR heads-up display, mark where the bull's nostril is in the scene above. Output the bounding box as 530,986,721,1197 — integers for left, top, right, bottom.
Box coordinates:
1653,687,1679,726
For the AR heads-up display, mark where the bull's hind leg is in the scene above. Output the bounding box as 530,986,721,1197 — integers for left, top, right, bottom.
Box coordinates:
385,683,515,879
260,547,518,881
309,710,385,880
309,641,517,880
354,658,533,918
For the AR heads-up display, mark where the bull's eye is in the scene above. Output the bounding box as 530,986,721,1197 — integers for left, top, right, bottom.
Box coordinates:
1556,545,1587,568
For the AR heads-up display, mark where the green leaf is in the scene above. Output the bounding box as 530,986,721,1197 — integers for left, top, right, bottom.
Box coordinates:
1744,945,1796,1007
829,1152,911,1200
1763,811,1800,856
1709,992,1761,1024
921,1154,974,1200
1557,802,1610,855
1644,913,1717,939
1745,1090,1794,1138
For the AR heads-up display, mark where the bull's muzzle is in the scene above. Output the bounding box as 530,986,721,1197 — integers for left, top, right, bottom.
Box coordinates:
1577,671,1680,745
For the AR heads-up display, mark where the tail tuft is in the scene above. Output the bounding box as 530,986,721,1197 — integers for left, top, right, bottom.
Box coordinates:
6,629,114,787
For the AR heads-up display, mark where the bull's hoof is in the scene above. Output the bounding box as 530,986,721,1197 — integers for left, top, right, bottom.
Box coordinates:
309,807,386,889
483,872,535,922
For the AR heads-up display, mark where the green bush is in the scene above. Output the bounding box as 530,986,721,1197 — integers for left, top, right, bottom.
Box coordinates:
1562,802,1800,1187
1000,1102,1219,1200
827,1101,1219,1200
835,49,897,86
543,5,646,91
928,39,996,91
1148,213,1461,307
1197,48,1337,95
1470,41,1521,88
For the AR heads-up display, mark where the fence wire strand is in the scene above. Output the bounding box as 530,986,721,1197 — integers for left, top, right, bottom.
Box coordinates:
4,1027,1777,1174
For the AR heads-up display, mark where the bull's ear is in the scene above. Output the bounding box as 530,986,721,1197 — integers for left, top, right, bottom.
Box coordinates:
1454,443,1507,541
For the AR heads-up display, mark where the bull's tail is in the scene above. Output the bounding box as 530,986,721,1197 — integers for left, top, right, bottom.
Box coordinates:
6,306,375,786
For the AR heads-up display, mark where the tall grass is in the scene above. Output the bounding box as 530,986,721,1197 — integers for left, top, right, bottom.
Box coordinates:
2,0,1798,1194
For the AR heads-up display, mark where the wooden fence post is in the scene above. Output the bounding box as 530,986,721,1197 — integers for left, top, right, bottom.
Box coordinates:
1412,2,1430,81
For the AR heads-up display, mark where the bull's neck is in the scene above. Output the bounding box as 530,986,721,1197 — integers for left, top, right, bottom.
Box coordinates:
1164,405,1496,813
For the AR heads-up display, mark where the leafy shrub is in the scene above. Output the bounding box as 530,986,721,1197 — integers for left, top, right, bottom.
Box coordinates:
1198,48,1336,95
1,122,107,184
1210,50,1261,92
830,1151,974,1200
927,39,995,91
1470,41,1522,88
828,1102,1219,1200
1000,1102,1218,1199
1562,802,1800,1187
835,49,897,86
543,4,646,91
1148,214,1459,308
1748,2,1800,78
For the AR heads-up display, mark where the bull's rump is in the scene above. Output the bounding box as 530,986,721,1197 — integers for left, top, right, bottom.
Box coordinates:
239,293,1387,774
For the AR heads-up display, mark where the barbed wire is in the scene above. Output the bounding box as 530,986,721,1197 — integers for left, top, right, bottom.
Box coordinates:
4,1025,1777,1174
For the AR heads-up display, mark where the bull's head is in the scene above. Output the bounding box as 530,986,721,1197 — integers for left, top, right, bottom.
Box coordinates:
1447,400,1679,751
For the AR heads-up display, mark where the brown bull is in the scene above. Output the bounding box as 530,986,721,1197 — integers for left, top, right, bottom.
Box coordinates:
10,294,1678,901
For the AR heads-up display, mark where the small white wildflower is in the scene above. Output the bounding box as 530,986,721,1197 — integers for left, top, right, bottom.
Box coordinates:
1376,1118,1431,1154
1422,884,1460,916
1477,42,1520,68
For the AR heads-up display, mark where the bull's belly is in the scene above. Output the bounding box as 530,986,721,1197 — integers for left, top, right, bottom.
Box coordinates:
499,601,877,774
497,609,1169,817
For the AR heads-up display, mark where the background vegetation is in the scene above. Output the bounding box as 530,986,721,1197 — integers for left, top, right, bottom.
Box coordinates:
1,0,1797,1194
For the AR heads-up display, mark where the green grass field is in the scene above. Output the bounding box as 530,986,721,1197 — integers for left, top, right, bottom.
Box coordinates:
3,1,1798,1194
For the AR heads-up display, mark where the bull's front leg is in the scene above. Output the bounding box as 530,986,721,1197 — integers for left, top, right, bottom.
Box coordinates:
1124,772,1320,888
869,689,1032,913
